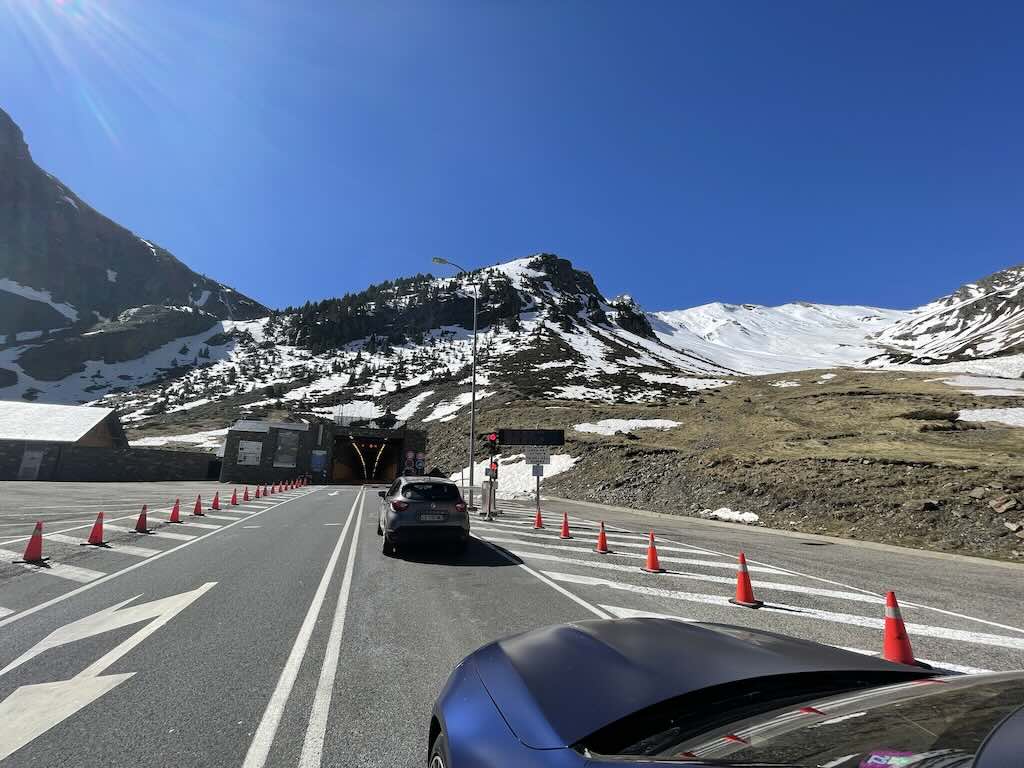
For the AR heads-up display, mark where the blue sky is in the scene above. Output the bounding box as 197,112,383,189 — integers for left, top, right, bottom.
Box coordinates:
2,1,1021,311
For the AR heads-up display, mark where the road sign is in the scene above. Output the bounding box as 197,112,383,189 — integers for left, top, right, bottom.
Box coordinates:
498,428,564,446
524,445,551,465
532,464,544,477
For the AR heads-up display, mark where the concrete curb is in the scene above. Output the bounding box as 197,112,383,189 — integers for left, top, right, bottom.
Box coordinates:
543,496,1024,571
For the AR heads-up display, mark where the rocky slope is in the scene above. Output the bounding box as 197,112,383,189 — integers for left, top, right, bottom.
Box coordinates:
0,107,266,339
870,263,1024,365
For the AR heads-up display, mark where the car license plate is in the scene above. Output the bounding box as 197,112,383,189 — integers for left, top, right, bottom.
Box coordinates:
419,513,444,521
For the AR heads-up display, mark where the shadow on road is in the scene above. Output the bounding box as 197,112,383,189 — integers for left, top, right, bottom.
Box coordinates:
391,537,522,568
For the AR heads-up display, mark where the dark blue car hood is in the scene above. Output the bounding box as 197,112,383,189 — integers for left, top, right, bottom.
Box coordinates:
472,618,931,749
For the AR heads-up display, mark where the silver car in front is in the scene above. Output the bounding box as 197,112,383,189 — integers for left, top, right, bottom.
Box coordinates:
376,476,470,556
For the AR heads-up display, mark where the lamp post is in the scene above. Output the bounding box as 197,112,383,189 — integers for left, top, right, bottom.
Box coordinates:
432,257,480,509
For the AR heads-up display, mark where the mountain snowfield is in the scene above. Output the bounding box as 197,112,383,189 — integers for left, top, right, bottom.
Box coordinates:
2,254,1024,432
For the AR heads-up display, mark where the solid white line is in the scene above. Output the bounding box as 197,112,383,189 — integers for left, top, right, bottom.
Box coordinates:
44,533,160,559
475,530,784,574
0,490,323,629
242,489,362,768
486,544,881,605
599,605,995,675
0,551,105,583
543,571,1024,651
474,537,609,619
298,491,365,767
103,524,196,541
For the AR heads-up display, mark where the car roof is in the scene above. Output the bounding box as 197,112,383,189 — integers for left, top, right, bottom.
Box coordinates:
398,476,455,485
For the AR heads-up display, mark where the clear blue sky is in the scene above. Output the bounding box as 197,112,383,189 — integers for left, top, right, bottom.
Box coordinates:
2,1,1021,311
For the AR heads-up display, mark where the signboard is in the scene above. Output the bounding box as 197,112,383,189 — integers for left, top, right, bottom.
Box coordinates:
310,450,327,473
498,429,564,446
273,430,299,468
17,447,45,480
415,451,426,470
532,464,544,477
524,445,551,465
484,467,493,478
237,440,263,466
404,449,415,473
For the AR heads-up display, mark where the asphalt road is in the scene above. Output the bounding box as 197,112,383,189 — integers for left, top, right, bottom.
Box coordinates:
0,482,1022,766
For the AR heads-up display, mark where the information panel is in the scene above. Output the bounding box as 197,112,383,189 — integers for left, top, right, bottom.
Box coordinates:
498,429,565,446
237,440,263,466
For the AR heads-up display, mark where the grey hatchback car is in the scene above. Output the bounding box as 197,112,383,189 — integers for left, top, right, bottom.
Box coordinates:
376,477,470,556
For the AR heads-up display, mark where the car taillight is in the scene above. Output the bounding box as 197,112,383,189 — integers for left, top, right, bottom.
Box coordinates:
455,502,466,513
391,500,409,512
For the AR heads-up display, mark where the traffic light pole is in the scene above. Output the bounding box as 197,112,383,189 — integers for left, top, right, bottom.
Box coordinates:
468,286,478,508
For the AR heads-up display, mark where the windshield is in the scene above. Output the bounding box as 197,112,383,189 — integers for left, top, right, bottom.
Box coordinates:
636,674,1024,766
401,483,461,501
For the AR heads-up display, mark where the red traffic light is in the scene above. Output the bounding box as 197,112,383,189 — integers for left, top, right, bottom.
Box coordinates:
489,462,498,471
487,433,498,442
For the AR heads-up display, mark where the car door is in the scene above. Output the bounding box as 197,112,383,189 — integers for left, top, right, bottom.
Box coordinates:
382,479,400,528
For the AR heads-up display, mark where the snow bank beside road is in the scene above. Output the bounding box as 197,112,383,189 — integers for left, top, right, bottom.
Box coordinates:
450,453,577,499
700,507,760,524
574,418,680,436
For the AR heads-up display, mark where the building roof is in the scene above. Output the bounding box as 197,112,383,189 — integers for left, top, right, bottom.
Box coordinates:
229,419,309,434
0,401,117,443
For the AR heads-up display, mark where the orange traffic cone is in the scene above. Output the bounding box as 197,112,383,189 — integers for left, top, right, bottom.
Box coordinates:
595,521,610,554
533,507,544,529
882,592,918,666
169,498,182,523
255,485,261,499
243,486,250,502
193,494,205,516
642,531,665,573
559,512,572,539
17,522,46,563
264,484,270,496
212,492,221,510
729,552,763,608
231,488,238,505
85,512,106,545
134,504,150,533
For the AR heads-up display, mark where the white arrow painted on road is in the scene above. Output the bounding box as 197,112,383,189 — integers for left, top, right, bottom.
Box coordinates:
327,491,339,496
0,582,215,760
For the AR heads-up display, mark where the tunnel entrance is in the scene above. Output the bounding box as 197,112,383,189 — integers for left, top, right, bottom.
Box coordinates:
330,435,403,484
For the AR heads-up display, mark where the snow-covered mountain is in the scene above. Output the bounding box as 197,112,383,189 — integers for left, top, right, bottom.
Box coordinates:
0,107,266,341
651,302,910,375
870,264,1024,365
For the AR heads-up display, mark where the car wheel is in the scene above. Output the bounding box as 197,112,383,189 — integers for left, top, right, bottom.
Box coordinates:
376,518,383,536
428,731,450,768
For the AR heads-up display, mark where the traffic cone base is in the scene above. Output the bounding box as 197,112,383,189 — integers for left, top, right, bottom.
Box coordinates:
16,522,47,563
642,531,665,573
730,552,762,609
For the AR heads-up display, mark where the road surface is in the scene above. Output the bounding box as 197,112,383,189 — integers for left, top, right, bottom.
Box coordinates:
0,482,1021,766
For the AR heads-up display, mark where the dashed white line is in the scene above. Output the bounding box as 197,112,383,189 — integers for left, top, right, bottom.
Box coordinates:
0,551,105,583
43,533,160,559
103,524,196,541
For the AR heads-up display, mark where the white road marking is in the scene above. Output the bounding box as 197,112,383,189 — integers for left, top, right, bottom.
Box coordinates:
486,544,882,605
323,523,344,526
0,607,13,619
545,571,1024,651
102,524,196,541
474,537,610,619
0,490,321,629
0,583,215,761
298,490,364,767
179,521,222,530
599,605,995,675
243,489,363,768
475,529,785,574
242,525,261,529
0,551,105,583
43,533,161,558
199,513,243,521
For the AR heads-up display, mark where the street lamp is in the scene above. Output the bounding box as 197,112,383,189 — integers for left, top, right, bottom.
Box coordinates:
432,256,480,509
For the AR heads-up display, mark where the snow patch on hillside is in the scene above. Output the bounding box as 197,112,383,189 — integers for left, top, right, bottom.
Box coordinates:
131,428,227,450
0,278,79,321
450,452,577,499
574,418,680,435
423,390,495,422
958,408,1024,427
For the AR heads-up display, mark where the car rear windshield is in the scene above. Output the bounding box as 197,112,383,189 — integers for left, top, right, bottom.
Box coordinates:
401,483,460,501
626,674,1024,766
